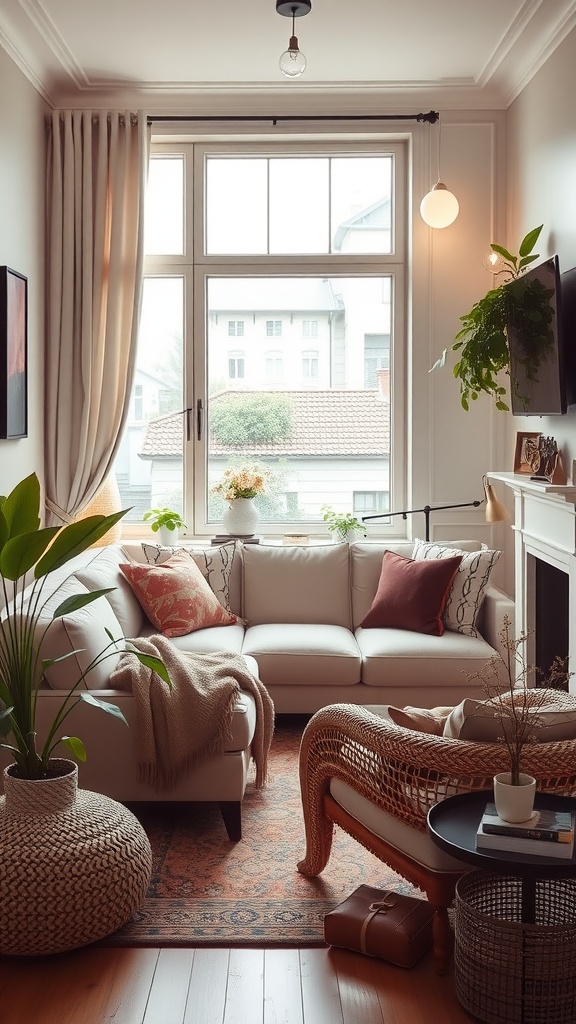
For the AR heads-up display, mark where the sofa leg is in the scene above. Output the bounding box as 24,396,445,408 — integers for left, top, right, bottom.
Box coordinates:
431,907,454,975
220,801,242,841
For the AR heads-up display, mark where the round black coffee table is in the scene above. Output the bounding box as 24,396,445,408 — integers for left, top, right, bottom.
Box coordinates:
428,790,576,1024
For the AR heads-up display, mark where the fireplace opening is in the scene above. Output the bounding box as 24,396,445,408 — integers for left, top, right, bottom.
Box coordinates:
534,558,569,690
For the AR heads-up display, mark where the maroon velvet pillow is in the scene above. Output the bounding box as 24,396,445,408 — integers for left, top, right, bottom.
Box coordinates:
360,550,463,635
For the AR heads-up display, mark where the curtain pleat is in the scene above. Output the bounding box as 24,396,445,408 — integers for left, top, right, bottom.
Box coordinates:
44,110,150,523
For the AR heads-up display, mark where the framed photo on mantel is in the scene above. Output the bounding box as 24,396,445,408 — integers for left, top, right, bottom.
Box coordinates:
514,431,541,475
0,266,28,439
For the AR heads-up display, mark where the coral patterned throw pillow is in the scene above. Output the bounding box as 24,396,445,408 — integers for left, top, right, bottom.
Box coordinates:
119,551,238,638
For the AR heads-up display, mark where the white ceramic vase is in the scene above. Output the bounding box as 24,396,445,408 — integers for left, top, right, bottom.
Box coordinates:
158,525,177,545
222,497,259,537
493,771,537,823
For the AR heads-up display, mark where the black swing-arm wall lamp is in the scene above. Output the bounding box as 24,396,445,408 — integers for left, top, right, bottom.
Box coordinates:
362,479,509,542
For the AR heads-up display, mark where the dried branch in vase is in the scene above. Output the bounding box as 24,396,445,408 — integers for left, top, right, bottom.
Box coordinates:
466,615,572,785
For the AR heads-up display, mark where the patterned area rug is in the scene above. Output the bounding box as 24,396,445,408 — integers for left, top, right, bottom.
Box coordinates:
104,715,419,947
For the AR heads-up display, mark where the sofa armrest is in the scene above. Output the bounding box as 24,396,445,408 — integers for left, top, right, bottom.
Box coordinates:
477,584,514,660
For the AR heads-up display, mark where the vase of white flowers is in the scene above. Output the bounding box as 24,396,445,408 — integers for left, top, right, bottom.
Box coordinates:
212,465,269,537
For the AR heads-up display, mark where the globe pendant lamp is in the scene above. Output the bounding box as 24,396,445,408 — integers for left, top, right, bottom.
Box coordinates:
277,1,311,79
420,115,459,229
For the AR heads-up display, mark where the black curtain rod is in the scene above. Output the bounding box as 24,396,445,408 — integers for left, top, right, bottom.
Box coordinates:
147,110,439,126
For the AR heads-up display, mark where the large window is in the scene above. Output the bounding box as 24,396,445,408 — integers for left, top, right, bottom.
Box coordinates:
115,140,406,534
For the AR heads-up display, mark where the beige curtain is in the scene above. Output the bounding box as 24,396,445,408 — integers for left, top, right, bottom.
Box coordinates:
45,110,150,523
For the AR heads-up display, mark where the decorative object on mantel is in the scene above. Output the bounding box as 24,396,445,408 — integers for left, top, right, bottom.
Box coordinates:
466,615,573,822
212,464,270,538
513,432,566,484
0,758,152,955
430,225,552,411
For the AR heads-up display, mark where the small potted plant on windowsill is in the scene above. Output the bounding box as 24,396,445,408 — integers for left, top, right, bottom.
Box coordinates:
143,507,187,545
321,506,367,543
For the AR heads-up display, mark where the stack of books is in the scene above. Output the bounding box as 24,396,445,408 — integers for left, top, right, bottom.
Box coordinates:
476,801,575,859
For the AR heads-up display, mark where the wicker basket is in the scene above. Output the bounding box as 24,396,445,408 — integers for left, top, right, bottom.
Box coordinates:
455,871,576,1024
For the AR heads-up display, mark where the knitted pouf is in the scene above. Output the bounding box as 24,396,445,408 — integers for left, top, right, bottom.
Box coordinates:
0,759,152,956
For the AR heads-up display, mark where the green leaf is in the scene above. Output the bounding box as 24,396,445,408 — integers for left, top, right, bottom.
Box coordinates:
0,473,41,539
79,691,128,724
52,588,116,619
127,650,172,688
0,527,61,582
61,735,87,762
518,254,539,270
490,243,516,263
35,510,130,577
518,224,543,257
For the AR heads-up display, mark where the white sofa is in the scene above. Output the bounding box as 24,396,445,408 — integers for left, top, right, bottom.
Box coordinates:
7,538,512,836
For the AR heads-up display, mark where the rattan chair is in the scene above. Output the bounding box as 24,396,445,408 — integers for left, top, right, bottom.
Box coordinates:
297,695,576,974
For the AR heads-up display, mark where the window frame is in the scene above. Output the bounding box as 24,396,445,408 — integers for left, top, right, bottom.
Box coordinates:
140,139,407,538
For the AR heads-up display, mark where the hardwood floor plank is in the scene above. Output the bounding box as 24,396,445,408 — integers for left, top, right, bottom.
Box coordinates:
184,948,230,1024
299,948,344,1024
263,949,303,1024
330,947,385,1024
0,947,160,1024
223,949,264,1024
143,948,195,1024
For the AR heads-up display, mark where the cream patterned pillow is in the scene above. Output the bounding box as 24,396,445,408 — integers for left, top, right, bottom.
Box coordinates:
141,541,236,612
412,540,501,637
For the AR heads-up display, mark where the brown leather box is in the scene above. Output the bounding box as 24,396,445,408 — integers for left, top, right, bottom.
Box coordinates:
324,884,436,967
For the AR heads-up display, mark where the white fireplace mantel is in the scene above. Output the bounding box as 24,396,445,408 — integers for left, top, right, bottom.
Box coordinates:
487,471,576,691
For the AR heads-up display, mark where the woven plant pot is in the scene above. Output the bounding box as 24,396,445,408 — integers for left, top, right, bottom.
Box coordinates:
0,759,152,956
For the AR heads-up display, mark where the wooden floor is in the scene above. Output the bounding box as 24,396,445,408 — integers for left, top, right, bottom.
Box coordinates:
0,945,474,1024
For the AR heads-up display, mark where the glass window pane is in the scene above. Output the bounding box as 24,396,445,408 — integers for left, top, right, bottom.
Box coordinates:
269,159,329,254
206,159,268,254
144,157,184,255
206,276,391,526
331,157,393,254
113,277,184,521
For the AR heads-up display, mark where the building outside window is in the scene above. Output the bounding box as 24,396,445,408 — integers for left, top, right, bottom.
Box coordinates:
113,142,406,534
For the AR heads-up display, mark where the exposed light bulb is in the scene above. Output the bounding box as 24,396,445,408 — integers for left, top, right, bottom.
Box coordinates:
482,250,508,275
279,35,306,78
420,181,459,229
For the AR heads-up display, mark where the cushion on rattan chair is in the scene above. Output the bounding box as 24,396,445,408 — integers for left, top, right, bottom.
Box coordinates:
329,777,469,872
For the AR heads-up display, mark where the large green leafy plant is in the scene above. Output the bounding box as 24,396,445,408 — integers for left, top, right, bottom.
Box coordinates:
0,473,170,779
431,225,554,411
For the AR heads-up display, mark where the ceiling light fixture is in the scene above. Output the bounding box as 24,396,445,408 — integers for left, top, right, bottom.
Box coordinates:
420,115,459,229
277,1,311,79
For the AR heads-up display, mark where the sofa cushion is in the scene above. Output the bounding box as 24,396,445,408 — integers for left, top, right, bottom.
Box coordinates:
242,543,351,628
241,623,361,687
356,625,506,690
75,545,145,638
330,777,469,872
35,577,124,691
360,550,462,635
412,540,501,637
119,551,238,638
169,623,246,655
443,697,576,742
140,540,238,613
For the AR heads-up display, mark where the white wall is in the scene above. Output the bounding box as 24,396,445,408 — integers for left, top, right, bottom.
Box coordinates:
501,25,576,594
0,47,48,497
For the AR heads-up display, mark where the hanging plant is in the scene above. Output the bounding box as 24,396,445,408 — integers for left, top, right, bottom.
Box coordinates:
431,225,553,411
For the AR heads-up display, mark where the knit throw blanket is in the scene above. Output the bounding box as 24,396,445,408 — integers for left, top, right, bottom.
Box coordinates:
110,636,275,791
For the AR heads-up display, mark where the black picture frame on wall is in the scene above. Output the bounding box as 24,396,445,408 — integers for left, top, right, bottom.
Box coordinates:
0,266,28,439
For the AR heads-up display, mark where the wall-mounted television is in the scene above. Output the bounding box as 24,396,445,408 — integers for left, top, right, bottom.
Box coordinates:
506,255,576,416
